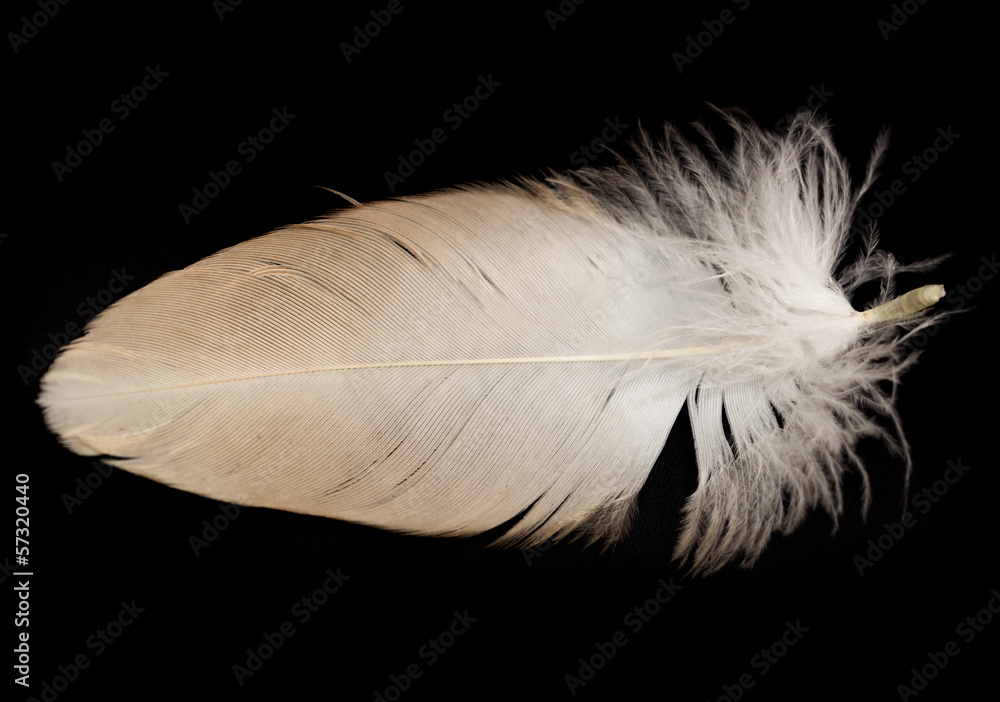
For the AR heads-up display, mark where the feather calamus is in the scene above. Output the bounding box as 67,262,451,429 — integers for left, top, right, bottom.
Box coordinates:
39,111,944,573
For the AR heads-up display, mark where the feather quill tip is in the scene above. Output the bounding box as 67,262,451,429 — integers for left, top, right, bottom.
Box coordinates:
858,284,945,327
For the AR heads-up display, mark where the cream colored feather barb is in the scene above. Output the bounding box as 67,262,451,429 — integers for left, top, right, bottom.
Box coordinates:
39,111,944,573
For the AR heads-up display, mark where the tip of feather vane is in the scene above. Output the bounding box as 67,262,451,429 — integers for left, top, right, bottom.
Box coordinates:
314,186,362,207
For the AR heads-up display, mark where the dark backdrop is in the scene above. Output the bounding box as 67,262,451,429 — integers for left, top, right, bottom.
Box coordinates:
7,1,994,700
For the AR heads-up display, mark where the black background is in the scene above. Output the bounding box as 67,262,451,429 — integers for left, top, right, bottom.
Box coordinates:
6,1,995,700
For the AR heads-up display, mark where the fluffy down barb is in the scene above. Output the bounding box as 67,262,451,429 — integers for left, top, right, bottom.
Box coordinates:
38,109,944,574
540,110,944,571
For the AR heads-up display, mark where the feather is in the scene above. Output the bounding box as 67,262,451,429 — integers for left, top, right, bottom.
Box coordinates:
38,110,944,573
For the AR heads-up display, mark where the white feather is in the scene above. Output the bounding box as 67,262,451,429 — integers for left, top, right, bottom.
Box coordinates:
39,110,943,573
